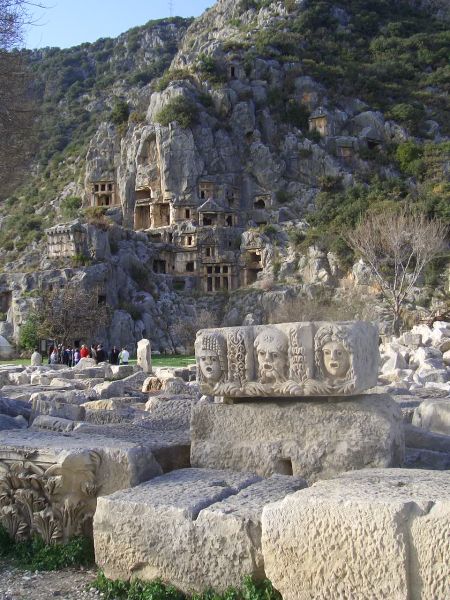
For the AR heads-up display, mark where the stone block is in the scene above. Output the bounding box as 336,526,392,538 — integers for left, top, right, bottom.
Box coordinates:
0,429,163,544
0,414,27,431
262,469,450,600
94,469,306,592
8,371,31,385
195,321,379,398
74,357,97,370
413,398,450,436
191,394,404,482
104,364,135,381
137,339,152,373
31,414,76,432
92,380,125,399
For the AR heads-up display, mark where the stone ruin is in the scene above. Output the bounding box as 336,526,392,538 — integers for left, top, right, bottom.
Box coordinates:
0,324,448,598
194,321,379,398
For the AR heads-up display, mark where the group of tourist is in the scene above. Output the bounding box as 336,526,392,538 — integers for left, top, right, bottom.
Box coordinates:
46,343,130,366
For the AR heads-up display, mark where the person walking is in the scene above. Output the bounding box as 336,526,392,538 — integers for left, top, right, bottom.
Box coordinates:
80,344,90,359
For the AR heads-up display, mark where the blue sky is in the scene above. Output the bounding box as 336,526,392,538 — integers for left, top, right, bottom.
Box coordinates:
25,0,213,49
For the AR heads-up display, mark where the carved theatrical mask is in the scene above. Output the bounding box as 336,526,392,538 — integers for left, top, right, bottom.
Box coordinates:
195,332,227,387
314,324,354,383
254,329,289,384
322,341,351,379
197,349,223,384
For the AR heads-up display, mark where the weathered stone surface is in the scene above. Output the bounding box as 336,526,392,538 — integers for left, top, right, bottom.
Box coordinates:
74,357,97,370
137,338,152,373
195,321,379,398
104,364,135,381
413,398,450,436
92,380,126,399
405,447,450,470
191,394,404,482
262,469,450,600
94,469,305,592
0,396,31,419
0,414,27,431
30,350,43,366
31,414,76,432
0,429,163,543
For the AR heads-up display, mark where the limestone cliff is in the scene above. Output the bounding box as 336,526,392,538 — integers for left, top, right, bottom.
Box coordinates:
0,0,448,353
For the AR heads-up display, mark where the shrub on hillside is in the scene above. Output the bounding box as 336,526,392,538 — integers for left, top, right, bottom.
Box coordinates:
155,96,198,129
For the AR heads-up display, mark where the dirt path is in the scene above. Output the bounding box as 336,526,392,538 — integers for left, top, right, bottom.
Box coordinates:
0,561,100,600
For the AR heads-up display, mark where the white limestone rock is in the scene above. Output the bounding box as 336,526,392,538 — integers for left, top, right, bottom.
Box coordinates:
94,469,306,592
30,350,43,366
413,398,450,436
8,371,31,385
262,468,450,600
191,394,404,482
73,357,98,370
104,364,135,381
137,338,152,373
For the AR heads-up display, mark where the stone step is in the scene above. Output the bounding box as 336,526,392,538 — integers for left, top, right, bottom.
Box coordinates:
93,468,306,593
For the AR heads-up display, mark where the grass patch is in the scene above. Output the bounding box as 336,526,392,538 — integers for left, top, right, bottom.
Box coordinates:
0,356,196,368
0,527,94,571
93,572,281,600
151,355,195,368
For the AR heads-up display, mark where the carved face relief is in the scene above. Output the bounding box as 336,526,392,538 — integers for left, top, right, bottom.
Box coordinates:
197,349,223,384
322,341,350,379
195,332,227,387
254,330,289,384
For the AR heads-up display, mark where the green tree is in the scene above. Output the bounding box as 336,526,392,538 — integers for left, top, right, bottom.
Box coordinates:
110,98,129,125
18,312,40,351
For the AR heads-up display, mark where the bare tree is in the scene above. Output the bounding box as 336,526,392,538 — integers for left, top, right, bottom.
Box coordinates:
346,209,447,335
36,286,112,346
172,308,219,353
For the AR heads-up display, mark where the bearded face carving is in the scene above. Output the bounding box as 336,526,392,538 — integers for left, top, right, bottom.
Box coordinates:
254,329,289,384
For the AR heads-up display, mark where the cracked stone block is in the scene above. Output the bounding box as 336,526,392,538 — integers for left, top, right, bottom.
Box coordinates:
93,468,306,592
262,468,450,600
191,394,404,482
195,321,379,398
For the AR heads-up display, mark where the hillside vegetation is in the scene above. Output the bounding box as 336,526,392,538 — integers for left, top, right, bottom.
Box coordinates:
0,0,448,270
0,17,191,258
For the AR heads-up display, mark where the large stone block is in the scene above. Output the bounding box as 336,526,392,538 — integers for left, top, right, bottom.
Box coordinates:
137,338,152,373
195,321,379,398
413,398,450,436
0,430,163,544
262,469,450,600
191,394,404,482
94,468,306,592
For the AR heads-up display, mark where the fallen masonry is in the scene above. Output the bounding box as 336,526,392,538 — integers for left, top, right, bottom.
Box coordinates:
0,324,448,597
262,468,450,600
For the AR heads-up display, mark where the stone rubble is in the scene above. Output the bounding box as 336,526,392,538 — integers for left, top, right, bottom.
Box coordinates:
0,323,448,598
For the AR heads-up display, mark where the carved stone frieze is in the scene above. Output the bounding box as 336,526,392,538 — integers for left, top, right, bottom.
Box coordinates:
195,321,379,398
0,448,101,543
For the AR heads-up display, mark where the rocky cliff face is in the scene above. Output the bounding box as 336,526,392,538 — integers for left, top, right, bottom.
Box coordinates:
0,0,448,353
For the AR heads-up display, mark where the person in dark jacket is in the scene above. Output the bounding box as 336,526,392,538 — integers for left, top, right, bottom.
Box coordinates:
96,344,107,363
109,346,120,365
